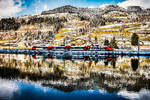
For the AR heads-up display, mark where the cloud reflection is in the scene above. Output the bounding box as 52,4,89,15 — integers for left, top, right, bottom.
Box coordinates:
0,79,19,100
118,90,150,100
139,91,150,100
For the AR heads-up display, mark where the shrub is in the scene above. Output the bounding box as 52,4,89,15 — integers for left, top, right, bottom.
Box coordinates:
131,33,139,46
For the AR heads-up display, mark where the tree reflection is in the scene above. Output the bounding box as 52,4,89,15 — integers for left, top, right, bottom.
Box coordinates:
131,58,139,71
111,58,117,68
104,57,115,66
0,54,149,93
104,61,109,66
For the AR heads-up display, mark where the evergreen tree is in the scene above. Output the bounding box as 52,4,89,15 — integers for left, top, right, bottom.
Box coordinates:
95,36,98,44
104,39,110,46
110,37,118,49
131,33,139,46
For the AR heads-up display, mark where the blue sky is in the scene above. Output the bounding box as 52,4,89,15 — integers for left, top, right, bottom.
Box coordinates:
0,0,150,17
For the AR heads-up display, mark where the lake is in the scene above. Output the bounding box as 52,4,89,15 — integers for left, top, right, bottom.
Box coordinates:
0,54,149,100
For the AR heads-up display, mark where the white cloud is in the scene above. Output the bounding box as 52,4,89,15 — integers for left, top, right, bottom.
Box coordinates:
99,4,111,9
43,4,49,11
88,6,95,8
117,0,150,9
35,4,49,14
0,0,23,17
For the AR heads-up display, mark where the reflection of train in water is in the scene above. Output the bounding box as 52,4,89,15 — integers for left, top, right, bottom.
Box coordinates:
32,45,114,51
32,54,116,63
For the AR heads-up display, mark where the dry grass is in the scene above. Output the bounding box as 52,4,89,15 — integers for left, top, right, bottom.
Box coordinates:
57,29,68,34
121,63,130,69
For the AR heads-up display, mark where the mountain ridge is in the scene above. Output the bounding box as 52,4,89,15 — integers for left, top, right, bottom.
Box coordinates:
41,5,150,15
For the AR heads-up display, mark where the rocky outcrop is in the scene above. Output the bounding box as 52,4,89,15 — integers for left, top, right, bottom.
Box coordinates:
127,6,143,12
127,6,150,16
103,5,126,13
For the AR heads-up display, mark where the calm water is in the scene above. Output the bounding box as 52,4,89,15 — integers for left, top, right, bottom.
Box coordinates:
0,54,150,100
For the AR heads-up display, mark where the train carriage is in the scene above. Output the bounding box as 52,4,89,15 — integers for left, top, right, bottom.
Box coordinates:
32,45,114,51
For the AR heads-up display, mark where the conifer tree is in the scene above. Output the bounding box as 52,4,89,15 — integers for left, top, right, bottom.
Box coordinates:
131,33,139,46
110,37,118,49
104,39,110,46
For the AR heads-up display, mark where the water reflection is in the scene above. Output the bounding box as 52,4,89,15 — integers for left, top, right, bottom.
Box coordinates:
0,78,129,100
0,54,149,100
131,58,139,71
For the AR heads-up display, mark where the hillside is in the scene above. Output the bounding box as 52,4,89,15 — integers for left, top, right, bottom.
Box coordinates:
0,5,150,51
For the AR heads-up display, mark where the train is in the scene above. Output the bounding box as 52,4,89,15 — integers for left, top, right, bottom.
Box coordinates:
32,45,114,51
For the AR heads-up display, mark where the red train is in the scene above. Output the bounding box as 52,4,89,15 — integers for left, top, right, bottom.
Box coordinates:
32,45,114,51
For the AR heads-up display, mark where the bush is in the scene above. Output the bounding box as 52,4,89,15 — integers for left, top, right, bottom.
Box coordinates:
104,39,110,46
110,37,119,49
131,33,139,46
0,17,21,30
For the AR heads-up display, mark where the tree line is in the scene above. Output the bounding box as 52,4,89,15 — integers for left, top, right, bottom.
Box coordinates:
104,33,139,49
0,16,67,31
0,17,20,31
